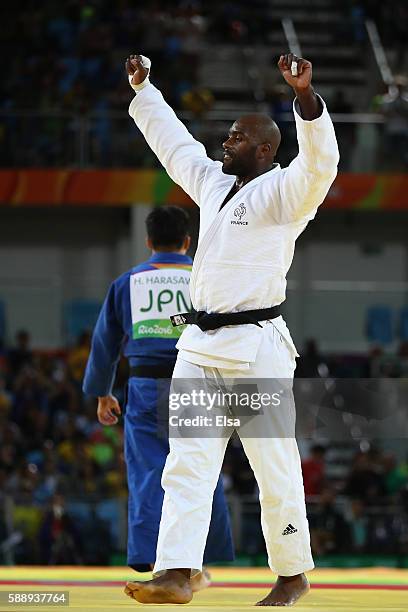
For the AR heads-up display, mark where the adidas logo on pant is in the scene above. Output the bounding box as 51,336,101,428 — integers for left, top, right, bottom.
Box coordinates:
282,524,298,536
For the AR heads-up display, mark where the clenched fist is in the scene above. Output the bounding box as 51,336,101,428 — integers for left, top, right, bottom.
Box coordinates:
278,53,312,91
126,54,150,87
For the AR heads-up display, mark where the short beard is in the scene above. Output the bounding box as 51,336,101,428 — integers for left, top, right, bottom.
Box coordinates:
222,146,257,176
222,159,247,176
221,161,234,175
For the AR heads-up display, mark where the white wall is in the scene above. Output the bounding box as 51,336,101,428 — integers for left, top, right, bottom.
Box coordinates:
0,208,132,347
285,213,408,353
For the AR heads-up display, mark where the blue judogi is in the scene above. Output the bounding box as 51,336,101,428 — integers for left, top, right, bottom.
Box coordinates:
83,252,234,569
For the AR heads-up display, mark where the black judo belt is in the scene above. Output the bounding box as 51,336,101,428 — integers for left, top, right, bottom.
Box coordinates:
170,306,282,332
129,364,176,379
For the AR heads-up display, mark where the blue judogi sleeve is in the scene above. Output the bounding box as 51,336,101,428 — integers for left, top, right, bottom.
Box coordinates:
83,281,125,397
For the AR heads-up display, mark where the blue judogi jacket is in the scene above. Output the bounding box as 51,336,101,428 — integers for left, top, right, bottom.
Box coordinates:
83,252,192,397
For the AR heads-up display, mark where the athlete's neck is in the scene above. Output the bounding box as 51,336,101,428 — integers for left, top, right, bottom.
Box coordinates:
151,248,187,255
235,163,277,190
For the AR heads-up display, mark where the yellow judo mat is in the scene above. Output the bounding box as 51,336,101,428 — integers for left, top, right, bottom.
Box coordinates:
0,566,407,611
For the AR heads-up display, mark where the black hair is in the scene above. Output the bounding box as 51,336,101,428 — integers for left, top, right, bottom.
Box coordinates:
146,206,189,249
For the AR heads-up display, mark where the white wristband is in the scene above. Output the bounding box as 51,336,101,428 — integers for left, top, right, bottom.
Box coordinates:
129,55,151,92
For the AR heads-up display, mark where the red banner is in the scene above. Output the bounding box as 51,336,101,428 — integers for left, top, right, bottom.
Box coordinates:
1,170,407,209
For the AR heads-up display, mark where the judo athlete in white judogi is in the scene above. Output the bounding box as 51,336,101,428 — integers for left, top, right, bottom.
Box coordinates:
124,53,339,606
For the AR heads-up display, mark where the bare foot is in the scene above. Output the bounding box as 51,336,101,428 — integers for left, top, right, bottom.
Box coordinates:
124,569,193,604
256,574,310,606
190,568,212,592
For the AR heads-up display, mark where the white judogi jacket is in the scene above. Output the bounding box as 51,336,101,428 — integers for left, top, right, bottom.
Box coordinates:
129,84,339,368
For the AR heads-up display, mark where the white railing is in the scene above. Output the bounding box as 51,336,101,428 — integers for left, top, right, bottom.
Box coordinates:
365,19,394,86
282,17,302,57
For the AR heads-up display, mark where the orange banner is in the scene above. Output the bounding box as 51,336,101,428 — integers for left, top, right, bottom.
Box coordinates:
0,170,407,209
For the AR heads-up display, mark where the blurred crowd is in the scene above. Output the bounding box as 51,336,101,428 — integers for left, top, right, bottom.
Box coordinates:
1,0,208,115
1,0,406,111
223,440,408,558
0,0,210,166
1,0,408,168
0,329,127,563
1,329,408,563
2,0,284,116
0,330,127,502
304,445,408,557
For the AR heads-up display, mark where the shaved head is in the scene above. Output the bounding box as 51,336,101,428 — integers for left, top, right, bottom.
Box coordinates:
222,113,281,179
234,114,281,151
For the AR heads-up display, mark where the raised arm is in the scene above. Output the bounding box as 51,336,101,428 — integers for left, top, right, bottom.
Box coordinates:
126,55,216,206
272,54,339,223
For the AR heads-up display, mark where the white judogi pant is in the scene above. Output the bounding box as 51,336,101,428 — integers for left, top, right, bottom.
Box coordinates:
154,321,314,577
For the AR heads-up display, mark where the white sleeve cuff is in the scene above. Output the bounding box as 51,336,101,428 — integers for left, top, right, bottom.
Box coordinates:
293,93,325,123
128,54,151,93
129,75,150,93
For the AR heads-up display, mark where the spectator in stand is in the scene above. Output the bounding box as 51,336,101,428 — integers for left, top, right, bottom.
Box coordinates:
309,488,349,555
7,461,41,505
39,493,82,564
302,445,326,497
34,458,61,504
344,450,386,504
0,444,20,481
0,374,12,415
7,330,33,380
398,341,408,359
12,365,49,434
382,452,408,498
48,364,80,434
345,498,369,552
0,340,8,375
67,331,91,386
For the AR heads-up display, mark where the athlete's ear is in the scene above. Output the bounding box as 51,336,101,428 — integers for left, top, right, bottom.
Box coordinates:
146,236,153,250
183,235,191,252
257,143,271,159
